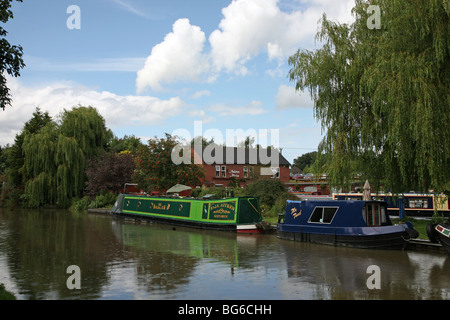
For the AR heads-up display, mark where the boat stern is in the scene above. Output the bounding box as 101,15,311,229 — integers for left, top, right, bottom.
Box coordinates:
110,193,125,215
236,221,272,234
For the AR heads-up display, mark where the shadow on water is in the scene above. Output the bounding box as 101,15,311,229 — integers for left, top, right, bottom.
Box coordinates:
0,207,448,300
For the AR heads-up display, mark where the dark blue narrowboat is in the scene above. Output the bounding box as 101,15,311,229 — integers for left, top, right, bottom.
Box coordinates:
277,200,419,249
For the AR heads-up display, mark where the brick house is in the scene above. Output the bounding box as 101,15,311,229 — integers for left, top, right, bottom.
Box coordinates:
192,146,291,188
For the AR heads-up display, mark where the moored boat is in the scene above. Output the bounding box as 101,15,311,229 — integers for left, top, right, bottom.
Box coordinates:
426,222,450,254
277,199,419,249
110,193,270,234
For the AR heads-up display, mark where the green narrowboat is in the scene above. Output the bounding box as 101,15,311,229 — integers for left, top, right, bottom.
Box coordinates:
110,194,270,233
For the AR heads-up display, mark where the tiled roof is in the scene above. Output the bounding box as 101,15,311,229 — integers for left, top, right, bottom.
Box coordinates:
193,146,290,166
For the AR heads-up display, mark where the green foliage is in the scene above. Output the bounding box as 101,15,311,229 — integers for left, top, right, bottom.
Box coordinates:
0,0,25,111
70,197,90,211
133,134,205,192
293,151,317,171
288,0,449,193
243,179,296,218
59,105,110,158
0,283,16,300
21,106,110,208
6,108,52,190
108,134,144,154
71,191,117,211
0,145,9,175
88,191,117,209
244,179,287,208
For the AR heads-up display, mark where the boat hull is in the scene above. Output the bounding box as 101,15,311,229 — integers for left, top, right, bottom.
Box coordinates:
427,223,450,254
110,194,268,234
277,227,412,249
277,199,419,249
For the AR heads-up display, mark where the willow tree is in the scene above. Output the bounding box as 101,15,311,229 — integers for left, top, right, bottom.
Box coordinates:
22,106,110,207
59,105,111,158
288,0,449,193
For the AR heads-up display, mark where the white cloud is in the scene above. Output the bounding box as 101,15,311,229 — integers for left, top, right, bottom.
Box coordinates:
135,0,355,90
188,109,215,124
136,18,209,92
191,90,211,99
0,78,185,146
209,100,267,116
208,0,305,74
276,85,313,109
24,56,147,73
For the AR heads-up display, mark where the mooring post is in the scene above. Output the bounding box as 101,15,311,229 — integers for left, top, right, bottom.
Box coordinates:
398,195,405,219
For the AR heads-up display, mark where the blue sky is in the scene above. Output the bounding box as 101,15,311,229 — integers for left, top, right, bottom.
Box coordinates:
1,0,355,163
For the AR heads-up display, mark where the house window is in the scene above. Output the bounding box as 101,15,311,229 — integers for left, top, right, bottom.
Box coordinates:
271,167,280,179
308,207,338,224
243,166,248,178
215,166,221,178
221,165,227,178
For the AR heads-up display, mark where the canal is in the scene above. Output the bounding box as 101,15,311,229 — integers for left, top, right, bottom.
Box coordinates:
0,207,448,300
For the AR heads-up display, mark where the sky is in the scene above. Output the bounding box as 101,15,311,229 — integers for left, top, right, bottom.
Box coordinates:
0,0,355,164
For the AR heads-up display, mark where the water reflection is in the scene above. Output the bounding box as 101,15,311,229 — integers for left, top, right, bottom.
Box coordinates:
0,208,124,299
0,208,448,300
280,241,449,299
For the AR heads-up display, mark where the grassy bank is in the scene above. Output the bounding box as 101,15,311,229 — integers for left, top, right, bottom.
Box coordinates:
0,284,16,300
392,218,430,240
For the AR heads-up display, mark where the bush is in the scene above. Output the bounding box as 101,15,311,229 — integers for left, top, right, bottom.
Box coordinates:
244,180,287,208
244,180,296,218
88,191,117,209
70,197,90,211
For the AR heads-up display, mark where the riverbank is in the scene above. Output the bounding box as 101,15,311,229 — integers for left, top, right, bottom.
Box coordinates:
0,284,16,300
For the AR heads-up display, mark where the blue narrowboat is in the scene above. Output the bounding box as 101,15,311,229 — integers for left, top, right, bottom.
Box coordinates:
277,200,419,249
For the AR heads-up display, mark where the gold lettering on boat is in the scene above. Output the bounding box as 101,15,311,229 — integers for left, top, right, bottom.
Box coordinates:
209,201,236,220
291,207,302,219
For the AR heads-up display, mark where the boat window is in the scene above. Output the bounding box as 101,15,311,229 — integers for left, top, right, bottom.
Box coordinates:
380,206,386,224
202,203,209,219
365,203,387,226
323,207,336,222
309,207,338,224
408,198,429,209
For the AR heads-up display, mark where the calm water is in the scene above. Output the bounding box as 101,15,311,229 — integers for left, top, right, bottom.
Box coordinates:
0,207,448,300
